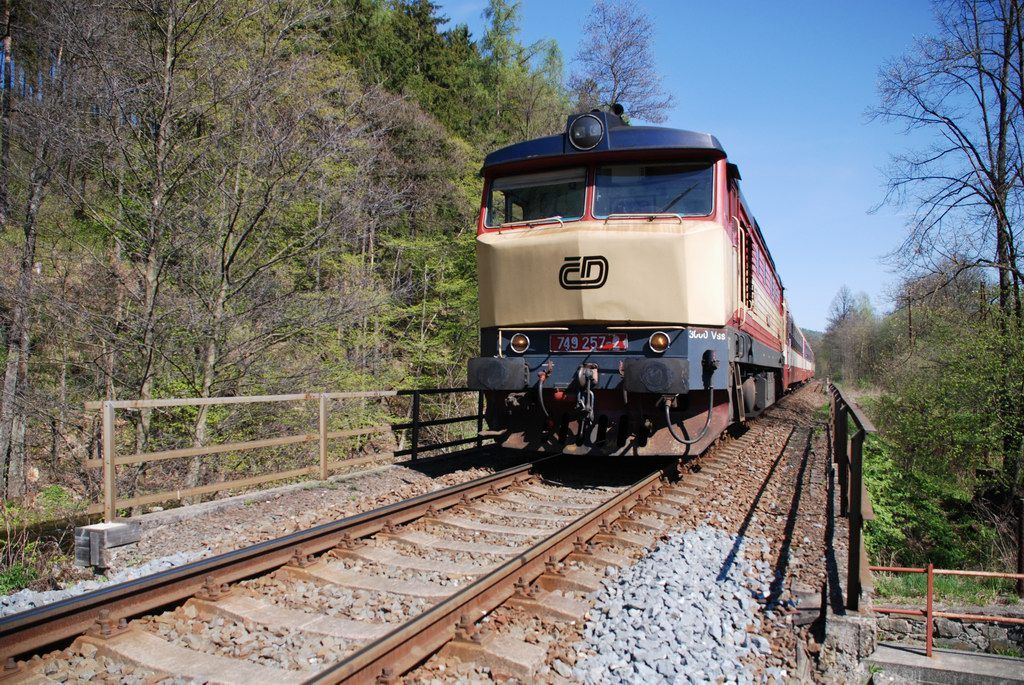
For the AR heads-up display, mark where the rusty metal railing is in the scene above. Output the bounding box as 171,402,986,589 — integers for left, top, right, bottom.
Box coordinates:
828,381,876,611
84,388,486,522
871,564,1024,657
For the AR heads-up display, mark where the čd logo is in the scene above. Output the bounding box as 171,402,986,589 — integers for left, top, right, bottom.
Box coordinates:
559,255,608,289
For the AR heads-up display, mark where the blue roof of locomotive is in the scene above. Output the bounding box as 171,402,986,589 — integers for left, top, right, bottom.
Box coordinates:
482,125,727,171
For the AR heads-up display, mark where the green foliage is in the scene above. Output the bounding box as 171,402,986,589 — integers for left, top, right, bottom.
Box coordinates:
325,0,566,145
0,563,38,594
874,571,1016,605
826,272,1024,572
1,0,573,516
37,486,75,516
862,434,987,568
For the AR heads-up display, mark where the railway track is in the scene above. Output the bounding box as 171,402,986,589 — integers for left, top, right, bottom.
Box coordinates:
1,387,820,684
0,452,680,684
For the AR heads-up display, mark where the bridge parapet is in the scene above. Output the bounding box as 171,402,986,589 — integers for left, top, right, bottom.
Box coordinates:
828,381,876,612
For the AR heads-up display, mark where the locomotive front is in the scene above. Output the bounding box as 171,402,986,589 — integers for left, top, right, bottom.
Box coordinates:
467,109,739,456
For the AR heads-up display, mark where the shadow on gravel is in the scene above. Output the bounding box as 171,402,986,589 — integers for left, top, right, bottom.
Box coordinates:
395,446,537,478
823,420,846,615
716,427,797,583
537,455,677,489
766,428,812,608
397,448,673,490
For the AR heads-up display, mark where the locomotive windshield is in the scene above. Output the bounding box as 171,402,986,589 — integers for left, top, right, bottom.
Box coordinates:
486,168,586,227
593,162,713,217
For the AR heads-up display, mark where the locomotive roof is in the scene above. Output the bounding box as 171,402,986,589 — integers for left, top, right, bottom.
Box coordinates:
482,122,726,172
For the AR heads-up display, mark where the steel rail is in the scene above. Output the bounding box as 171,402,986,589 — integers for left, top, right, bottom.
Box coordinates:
306,468,666,685
0,457,554,662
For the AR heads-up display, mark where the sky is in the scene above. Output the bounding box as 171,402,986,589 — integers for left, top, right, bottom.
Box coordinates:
436,0,940,331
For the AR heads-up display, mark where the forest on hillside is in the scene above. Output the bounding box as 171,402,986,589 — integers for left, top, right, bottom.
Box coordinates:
0,0,566,510
0,0,677,587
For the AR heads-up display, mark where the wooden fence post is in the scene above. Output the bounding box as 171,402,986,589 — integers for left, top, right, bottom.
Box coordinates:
102,401,116,522
319,395,328,480
410,391,420,461
847,428,865,611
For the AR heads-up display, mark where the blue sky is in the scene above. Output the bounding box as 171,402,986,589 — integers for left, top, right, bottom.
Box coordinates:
437,0,939,331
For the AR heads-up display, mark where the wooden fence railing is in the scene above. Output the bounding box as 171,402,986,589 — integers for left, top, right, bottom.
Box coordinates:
828,381,877,611
83,388,485,522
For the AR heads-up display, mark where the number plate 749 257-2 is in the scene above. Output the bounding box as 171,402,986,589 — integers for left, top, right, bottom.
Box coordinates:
549,334,628,352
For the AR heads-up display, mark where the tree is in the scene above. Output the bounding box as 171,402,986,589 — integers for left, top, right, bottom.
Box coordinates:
480,0,566,144
874,0,1024,491
0,0,13,228
820,286,880,383
873,0,1023,318
569,0,672,122
0,0,87,498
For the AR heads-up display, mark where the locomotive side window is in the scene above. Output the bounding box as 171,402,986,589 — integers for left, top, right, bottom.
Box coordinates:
486,168,586,227
593,162,713,218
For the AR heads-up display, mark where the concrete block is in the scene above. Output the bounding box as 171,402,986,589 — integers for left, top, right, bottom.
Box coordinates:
74,521,142,570
879,617,911,634
936,618,963,638
982,624,1009,642
821,612,878,675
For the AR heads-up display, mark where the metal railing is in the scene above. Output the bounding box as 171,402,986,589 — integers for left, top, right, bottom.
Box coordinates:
870,565,1024,657
830,381,1024,657
828,381,876,611
83,388,485,522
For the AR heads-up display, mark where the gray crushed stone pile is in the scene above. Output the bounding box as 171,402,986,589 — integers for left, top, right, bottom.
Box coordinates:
574,526,785,684
0,551,201,618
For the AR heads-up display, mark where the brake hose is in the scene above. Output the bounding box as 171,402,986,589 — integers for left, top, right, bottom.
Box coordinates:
664,390,715,445
537,373,549,417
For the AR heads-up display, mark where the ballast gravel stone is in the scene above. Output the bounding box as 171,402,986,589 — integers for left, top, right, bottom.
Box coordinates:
575,526,786,684
0,550,201,618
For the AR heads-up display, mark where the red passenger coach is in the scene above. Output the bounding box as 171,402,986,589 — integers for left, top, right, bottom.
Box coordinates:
467,105,815,457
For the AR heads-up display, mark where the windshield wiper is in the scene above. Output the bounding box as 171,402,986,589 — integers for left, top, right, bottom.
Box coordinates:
658,184,698,213
499,215,564,228
604,213,683,223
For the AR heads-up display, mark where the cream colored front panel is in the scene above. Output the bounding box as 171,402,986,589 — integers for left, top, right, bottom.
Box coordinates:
477,220,732,328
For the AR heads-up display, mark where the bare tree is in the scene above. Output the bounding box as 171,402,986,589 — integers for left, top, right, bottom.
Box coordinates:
569,0,672,122
873,0,1023,318
69,0,260,466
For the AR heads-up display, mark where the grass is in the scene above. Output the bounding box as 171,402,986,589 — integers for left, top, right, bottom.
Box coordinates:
813,400,830,423
0,563,38,594
874,571,1019,605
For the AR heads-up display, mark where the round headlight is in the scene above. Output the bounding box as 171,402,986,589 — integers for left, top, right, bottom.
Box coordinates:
509,333,530,354
649,331,670,353
568,114,604,150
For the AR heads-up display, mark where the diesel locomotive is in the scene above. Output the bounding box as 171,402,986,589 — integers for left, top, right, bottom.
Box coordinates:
467,106,814,456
